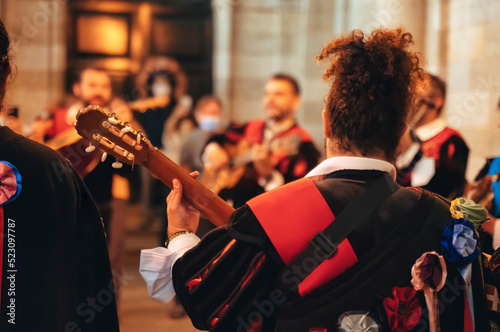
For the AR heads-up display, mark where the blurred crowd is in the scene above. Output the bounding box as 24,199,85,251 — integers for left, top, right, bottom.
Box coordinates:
2,54,500,319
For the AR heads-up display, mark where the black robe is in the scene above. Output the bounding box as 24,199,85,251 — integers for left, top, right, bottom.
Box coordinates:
0,127,119,332
172,169,489,331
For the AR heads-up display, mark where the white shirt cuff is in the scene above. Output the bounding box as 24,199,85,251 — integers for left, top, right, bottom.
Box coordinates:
139,233,200,303
170,233,201,262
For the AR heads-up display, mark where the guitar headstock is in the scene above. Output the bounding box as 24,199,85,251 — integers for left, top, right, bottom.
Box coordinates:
75,105,150,165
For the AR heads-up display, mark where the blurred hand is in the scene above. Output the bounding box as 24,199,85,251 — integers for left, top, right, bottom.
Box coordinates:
206,144,230,170
166,172,200,237
252,144,275,177
252,144,269,162
110,99,133,123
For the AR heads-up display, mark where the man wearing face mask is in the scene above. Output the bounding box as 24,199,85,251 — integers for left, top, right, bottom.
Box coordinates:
396,73,469,199
134,69,186,235
203,74,320,208
135,71,177,148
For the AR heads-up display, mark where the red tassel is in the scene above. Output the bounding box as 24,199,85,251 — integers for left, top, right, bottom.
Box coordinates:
463,289,474,332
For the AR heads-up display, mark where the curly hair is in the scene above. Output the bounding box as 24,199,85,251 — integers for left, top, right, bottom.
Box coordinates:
317,28,423,160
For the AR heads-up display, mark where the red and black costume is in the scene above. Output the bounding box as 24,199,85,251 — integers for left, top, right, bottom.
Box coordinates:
244,119,319,185
142,157,488,331
397,120,469,199
206,119,319,208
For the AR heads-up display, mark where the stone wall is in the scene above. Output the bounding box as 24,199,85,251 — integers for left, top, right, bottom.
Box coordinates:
1,0,67,126
444,0,500,179
213,0,500,180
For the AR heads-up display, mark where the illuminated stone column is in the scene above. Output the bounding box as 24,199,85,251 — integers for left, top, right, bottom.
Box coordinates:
2,0,67,124
444,0,500,180
212,0,236,124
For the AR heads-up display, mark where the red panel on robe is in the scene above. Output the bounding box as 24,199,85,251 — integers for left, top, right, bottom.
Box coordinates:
420,127,462,162
248,178,358,296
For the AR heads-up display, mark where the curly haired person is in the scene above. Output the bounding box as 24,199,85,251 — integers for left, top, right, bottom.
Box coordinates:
141,28,490,331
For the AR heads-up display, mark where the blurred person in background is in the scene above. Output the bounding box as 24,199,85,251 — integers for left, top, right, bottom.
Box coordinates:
466,96,500,328
202,74,320,208
179,95,224,176
179,95,224,245
162,95,196,165
30,67,136,304
0,18,119,331
133,57,195,319
133,57,193,232
468,97,500,253
72,68,136,304
396,73,469,199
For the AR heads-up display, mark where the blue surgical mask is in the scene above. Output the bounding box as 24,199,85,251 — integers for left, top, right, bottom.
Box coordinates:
199,116,221,132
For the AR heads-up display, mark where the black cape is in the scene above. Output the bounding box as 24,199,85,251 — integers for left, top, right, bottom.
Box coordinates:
172,170,489,331
0,127,119,332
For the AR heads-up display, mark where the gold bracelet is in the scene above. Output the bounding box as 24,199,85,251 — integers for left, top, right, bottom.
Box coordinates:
165,231,192,247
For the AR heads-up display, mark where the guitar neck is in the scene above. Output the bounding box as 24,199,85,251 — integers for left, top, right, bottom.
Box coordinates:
73,105,232,227
145,147,234,227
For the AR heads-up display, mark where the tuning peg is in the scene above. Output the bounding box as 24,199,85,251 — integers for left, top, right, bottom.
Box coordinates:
120,123,132,138
137,131,142,144
108,114,119,125
101,152,108,162
85,144,96,153
112,159,123,169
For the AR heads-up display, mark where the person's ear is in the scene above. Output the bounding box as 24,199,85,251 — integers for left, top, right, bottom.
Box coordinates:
322,110,330,137
433,96,444,111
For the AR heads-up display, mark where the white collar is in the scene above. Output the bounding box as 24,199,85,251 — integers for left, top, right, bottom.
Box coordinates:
305,156,397,180
415,118,447,142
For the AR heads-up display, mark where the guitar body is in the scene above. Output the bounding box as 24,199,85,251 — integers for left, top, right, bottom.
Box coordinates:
201,139,252,194
201,131,303,195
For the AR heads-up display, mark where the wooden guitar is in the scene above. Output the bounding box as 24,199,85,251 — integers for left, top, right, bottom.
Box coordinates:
202,134,302,195
74,105,234,227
